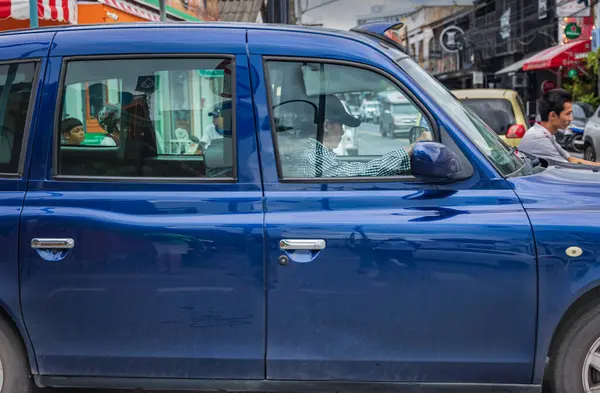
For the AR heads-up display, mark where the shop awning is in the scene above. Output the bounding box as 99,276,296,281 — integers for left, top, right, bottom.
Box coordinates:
97,0,159,21
495,52,541,75
523,39,591,71
0,0,76,23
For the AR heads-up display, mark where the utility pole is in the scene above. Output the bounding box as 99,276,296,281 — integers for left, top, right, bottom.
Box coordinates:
160,0,166,21
29,0,38,27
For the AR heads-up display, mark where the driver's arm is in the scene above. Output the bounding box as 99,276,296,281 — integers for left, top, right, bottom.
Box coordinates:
568,156,600,167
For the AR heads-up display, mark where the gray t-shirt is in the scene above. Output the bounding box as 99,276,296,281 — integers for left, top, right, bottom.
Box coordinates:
518,123,571,163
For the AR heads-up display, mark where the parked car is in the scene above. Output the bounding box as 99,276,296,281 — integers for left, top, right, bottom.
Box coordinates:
359,100,380,123
583,105,600,161
452,89,528,147
2,21,600,393
379,90,425,138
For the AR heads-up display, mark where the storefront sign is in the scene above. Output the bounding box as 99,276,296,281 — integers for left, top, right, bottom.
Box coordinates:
538,0,547,19
541,80,556,93
439,26,464,53
557,0,590,17
500,8,511,40
106,11,119,20
565,22,582,39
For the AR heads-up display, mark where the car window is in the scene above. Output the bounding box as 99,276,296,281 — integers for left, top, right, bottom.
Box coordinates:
460,99,516,136
0,62,36,174
265,60,435,179
397,57,524,177
57,57,234,179
573,104,586,120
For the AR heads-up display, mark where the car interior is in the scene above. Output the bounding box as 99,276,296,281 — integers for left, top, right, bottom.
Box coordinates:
58,67,234,179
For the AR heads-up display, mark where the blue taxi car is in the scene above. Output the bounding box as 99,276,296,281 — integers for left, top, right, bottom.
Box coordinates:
0,21,598,393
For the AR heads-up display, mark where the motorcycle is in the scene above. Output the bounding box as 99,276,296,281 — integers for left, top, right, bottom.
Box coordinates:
556,124,585,153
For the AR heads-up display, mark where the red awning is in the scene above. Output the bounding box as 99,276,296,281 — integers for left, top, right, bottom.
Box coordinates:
0,0,77,23
523,39,591,71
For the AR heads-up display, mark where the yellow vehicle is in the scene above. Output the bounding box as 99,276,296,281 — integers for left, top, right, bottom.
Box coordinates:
452,89,528,147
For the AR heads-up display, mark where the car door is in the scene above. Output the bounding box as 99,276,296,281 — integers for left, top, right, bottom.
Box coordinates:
20,27,266,379
249,30,537,384
0,33,52,373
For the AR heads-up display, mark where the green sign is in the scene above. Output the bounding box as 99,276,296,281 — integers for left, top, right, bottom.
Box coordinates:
82,134,106,146
565,23,582,39
198,69,224,78
568,69,579,79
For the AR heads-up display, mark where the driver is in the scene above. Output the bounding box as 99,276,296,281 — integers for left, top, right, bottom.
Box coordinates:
300,95,431,178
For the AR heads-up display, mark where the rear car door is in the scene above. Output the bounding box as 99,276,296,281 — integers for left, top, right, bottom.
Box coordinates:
0,32,52,373
249,30,537,384
20,27,266,380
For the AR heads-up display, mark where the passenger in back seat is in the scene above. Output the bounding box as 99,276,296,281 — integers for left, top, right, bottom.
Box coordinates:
60,118,85,145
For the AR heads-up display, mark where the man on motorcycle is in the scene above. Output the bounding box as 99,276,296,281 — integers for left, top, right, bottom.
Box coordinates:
519,89,600,166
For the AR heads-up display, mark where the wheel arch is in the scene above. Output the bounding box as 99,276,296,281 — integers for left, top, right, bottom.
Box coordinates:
0,300,38,376
545,283,600,377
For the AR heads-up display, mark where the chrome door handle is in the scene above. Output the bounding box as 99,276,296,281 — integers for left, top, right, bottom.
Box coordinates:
31,238,75,249
279,239,326,251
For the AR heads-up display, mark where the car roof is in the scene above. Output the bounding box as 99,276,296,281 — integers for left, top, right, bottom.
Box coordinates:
451,89,517,100
0,21,393,52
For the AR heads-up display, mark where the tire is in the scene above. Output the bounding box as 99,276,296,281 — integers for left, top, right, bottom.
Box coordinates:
0,318,32,393
571,135,584,153
584,144,596,162
550,301,600,393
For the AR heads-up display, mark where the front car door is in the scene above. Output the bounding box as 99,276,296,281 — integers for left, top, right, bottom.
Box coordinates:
20,27,265,380
249,30,538,384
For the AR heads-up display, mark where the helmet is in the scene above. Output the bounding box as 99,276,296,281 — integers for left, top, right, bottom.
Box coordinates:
97,103,121,134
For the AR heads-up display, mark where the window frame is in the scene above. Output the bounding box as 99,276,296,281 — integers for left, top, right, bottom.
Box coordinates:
52,54,237,183
0,59,41,178
262,56,439,184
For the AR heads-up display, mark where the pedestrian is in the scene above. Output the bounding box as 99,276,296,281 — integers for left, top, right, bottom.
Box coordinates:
518,89,600,166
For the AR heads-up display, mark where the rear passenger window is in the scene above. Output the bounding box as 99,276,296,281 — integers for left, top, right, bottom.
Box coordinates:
57,57,234,179
0,62,36,174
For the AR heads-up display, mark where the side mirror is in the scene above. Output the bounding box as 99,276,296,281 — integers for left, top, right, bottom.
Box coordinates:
408,125,430,144
506,124,526,139
411,141,465,181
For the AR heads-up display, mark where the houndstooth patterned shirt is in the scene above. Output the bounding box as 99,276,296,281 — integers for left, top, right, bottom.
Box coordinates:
300,139,411,178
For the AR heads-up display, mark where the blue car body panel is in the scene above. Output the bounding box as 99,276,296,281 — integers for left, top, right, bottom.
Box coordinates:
247,30,537,383
18,28,265,378
0,22,596,389
509,167,600,383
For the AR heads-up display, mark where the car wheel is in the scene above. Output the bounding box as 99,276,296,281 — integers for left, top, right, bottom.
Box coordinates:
585,145,596,162
571,135,584,153
0,318,32,393
550,301,600,393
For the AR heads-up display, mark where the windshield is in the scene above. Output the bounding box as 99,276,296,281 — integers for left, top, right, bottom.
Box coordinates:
396,58,525,176
460,99,516,136
391,104,418,116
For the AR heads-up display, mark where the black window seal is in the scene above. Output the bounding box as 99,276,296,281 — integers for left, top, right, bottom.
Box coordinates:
261,55,440,184
0,58,42,179
52,54,238,184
